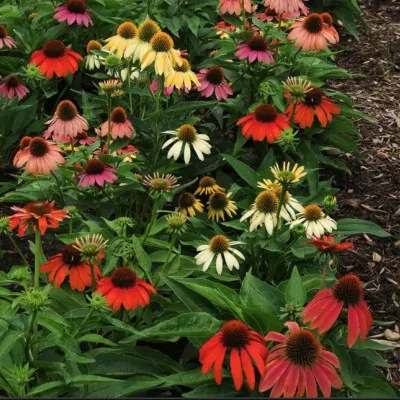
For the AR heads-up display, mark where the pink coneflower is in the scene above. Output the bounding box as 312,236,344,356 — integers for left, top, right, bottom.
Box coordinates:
288,13,338,51
79,159,117,187
235,35,274,64
56,131,97,145
13,137,65,175
321,12,339,42
44,100,88,140
197,67,233,101
264,0,308,15
150,79,174,96
256,6,304,21
218,0,252,16
54,0,93,27
0,25,16,49
96,107,134,140
0,76,29,100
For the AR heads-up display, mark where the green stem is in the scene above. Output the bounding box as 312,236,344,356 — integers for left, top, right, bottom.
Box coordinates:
70,137,75,154
127,59,133,114
241,0,246,31
24,309,37,362
289,101,297,127
51,170,65,207
156,234,177,284
34,229,42,289
73,308,94,338
320,262,329,289
6,232,29,267
89,259,97,291
274,184,288,236
106,94,112,154
68,218,73,234
289,48,302,76
141,199,158,247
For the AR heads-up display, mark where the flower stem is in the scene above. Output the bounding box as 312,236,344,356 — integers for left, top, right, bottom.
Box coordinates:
155,234,177,285
289,101,297,127
6,232,29,268
274,184,288,236
51,170,65,207
320,262,329,289
70,137,75,154
106,93,112,154
34,229,42,289
72,308,94,338
141,199,158,247
24,309,37,362
241,0,246,31
89,259,97,291
289,48,302,76
127,59,133,114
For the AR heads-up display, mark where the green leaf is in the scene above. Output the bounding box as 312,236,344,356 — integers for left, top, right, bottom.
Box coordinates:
285,266,306,306
0,331,23,360
27,381,66,397
223,154,259,187
77,334,117,347
163,369,227,387
335,219,390,238
70,375,121,385
356,377,399,398
131,236,152,282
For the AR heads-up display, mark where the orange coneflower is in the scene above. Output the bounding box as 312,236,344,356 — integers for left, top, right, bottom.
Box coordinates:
30,40,83,79
13,137,65,175
40,245,102,291
321,12,339,42
8,201,69,237
302,274,373,348
306,235,354,253
199,320,268,391
96,267,156,311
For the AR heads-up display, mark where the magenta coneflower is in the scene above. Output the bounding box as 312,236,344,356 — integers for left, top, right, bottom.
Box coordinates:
79,159,117,187
0,76,29,100
235,35,274,64
197,67,233,101
0,25,16,49
44,100,88,140
96,107,135,140
54,0,93,27
218,0,252,15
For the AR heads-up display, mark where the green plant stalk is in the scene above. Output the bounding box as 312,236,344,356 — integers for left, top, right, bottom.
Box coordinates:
6,232,30,268
34,228,42,289
51,171,65,207
127,59,133,114
73,308,94,338
68,218,73,234
274,184,288,236
320,261,329,289
106,93,112,154
141,199,158,247
89,259,97,291
289,100,298,127
24,309,37,362
155,234,177,285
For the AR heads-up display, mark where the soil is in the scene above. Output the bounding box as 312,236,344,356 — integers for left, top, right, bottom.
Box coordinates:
331,0,400,387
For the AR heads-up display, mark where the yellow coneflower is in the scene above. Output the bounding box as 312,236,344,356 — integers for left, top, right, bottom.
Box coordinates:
164,58,200,90
104,21,138,58
177,192,203,217
207,192,237,222
271,162,307,185
194,176,225,196
140,32,182,75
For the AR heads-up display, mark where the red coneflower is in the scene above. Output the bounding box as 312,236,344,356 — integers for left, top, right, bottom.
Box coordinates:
0,76,29,100
13,137,65,175
54,0,93,27
260,322,342,397
286,87,341,128
30,40,83,79
199,320,268,391
237,104,290,143
196,67,233,101
306,235,354,253
96,267,156,311
302,274,373,348
44,100,88,140
96,107,135,139
8,201,69,237
0,25,16,49
40,245,102,291
79,159,117,187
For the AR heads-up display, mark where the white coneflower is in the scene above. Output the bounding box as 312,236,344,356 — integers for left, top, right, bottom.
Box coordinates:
240,190,279,234
85,40,103,70
289,204,337,238
162,124,211,165
195,234,245,275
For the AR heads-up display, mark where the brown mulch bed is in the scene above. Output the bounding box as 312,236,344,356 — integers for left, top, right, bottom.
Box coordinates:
332,0,400,386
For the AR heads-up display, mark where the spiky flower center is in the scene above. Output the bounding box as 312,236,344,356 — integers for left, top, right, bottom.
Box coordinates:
303,14,323,34
167,215,186,229
76,131,88,140
199,176,216,188
248,35,268,51
0,25,7,39
6,76,19,88
221,320,250,348
255,190,278,213
321,12,333,26
150,178,170,190
117,22,138,39
111,267,137,288
86,40,102,54
209,192,229,210
333,274,363,305
151,32,173,52
111,107,127,123
265,7,277,16
255,104,278,122
177,124,197,143
179,192,196,208
25,202,51,215
85,159,105,175
285,330,320,367
61,245,82,266
56,100,78,121
67,0,87,13
209,234,229,253
138,19,161,42
29,137,50,157
304,88,323,106
20,136,32,149
205,66,224,85
43,40,66,58
303,204,323,221
174,58,190,73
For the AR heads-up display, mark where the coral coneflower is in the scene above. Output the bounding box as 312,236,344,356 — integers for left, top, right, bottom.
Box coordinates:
79,159,117,188
302,274,373,348
142,172,179,193
321,12,339,42
197,67,233,101
30,40,83,79
200,320,268,390
0,75,29,100
235,35,274,64
286,87,341,128
218,0,252,16
96,107,134,139
264,0,308,15
54,0,93,27
196,235,245,274
288,13,339,51
141,32,182,76
306,235,354,253
44,100,88,140
260,321,342,397
256,6,304,22
0,25,16,49
104,21,138,58
207,192,238,222
237,104,290,143
126,19,161,61
85,40,102,70
214,21,236,39
165,58,200,90
194,176,225,196
40,245,101,291
177,192,203,217
116,144,138,162
96,267,156,311
8,201,69,237
13,137,65,175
